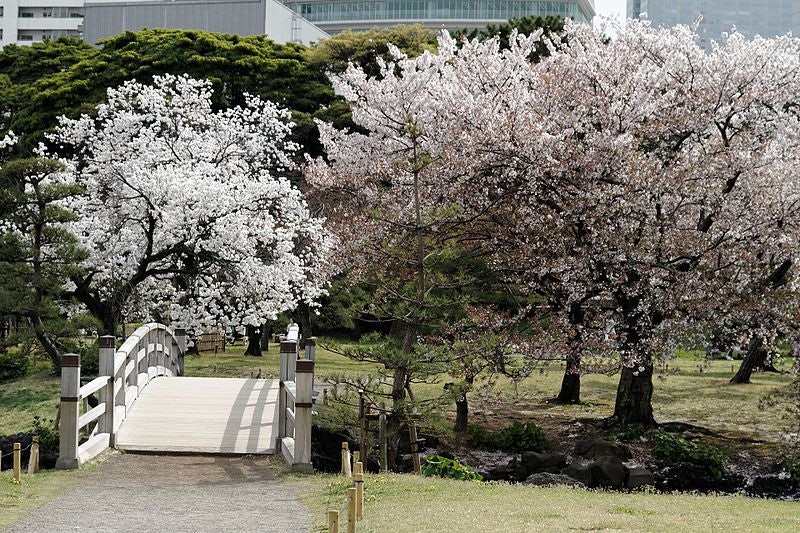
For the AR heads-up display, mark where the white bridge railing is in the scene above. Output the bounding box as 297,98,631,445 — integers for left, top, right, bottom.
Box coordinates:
278,338,315,472
56,323,186,469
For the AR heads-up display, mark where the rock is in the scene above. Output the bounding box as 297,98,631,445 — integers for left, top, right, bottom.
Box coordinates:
574,439,633,461
626,467,654,489
311,425,355,473
561,464,594,487
482,457,528,482
652,462,744,494
589,456,627,489
524,472,586,488
521,451,567,475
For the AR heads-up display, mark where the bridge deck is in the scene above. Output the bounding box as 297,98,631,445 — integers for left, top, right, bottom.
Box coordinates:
115,377,279,454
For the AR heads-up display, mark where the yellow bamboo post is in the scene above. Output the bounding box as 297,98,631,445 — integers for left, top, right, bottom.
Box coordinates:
342,442,352,477
354,462,365,521
13,442,21,483
347,487,357,533
352,451,359,479
27,436,40,474
409,424,421,474
327,510,339,533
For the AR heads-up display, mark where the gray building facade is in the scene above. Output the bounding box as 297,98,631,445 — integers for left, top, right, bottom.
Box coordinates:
83,0,329,44
628,0,798,48
283,0,596,34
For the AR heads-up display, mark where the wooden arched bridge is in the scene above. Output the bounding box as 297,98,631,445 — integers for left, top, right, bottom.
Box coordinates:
56,323,315,472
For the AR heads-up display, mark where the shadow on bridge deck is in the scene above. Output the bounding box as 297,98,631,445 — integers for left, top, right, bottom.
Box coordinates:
114,377,279,454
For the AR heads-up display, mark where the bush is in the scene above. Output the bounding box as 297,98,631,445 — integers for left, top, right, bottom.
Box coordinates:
0,350,30,381
31,416,59,456
421,455,483,482
649,430,728,478
468,421,548,453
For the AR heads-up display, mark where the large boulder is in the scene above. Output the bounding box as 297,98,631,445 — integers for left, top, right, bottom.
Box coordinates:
561,464,594,487
626,467,655,489
574,439,633,461
524,472,586,488
521,451,567,475
482,456,528,482
589,456,627,489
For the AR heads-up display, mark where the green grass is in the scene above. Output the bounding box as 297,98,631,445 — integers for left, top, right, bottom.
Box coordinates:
300,473,800,532
0,364,60,435
0,453,105,531
184,341,378,380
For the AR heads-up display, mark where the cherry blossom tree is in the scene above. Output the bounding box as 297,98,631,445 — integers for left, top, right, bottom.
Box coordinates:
47,74,332,335
309,20,800,433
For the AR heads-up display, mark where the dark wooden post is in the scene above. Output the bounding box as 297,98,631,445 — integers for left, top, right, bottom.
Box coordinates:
56,353,80,469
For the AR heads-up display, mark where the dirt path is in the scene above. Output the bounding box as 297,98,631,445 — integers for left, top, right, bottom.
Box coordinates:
7,454,310,533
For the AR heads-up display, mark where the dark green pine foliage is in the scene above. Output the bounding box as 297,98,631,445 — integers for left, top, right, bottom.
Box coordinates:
0,158,87,372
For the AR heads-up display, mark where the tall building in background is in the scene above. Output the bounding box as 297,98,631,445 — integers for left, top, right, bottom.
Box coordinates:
627,0,798,49
283,0,596,34
0,0,84,47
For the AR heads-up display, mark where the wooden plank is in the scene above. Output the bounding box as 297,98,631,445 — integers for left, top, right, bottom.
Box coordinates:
79,376,108,398
115,377,279,455
78,403,105,429
78,432,110,464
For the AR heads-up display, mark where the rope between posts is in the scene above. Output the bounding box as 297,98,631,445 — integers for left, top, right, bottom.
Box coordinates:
0,442,34,459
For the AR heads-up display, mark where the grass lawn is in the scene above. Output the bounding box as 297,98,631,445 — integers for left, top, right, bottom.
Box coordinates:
184,341,378,380
0,364,60,435
299,473,800,532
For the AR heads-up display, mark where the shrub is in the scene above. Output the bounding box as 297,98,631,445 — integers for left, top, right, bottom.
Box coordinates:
0,350,30,381
31,416,59,456
649,430,728,478
468,421,548,453
421,455,483,482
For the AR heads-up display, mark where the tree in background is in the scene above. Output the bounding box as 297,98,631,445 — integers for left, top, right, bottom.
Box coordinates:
0,141,87,371
0,30,337,159
48,74,332,337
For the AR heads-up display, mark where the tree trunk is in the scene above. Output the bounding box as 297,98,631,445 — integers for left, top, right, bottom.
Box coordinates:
30,315,61,373
260,323,271,352
613,363,656,427
244,325,262,357
454,393,469,434
731,336,767,384
555,356,581,404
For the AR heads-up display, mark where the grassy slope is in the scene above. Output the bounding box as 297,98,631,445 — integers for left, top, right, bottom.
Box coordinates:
300,473,800,532
0,364,60,435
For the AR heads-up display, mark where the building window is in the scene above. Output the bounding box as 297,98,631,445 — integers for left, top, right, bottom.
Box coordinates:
18,34,34,41
19,10,34,18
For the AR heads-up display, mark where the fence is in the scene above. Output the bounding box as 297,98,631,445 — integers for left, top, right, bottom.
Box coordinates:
196,331,226,353
56,323,186,469
277,339,315,472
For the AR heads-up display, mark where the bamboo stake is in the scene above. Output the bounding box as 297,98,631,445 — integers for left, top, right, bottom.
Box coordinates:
352,451,359,479
327,510,339,533
342,442,352,477
409,424,421,474
378,403,387,473
355,462,365,521
347,487,357,533
27,436,40,474
13,442,21,483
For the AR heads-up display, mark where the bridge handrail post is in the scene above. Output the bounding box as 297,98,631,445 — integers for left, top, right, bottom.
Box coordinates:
304,337,316,362
294,358,315,471
99,336,117,446
175,328,186,376
55,353,81,469
278,340,295,443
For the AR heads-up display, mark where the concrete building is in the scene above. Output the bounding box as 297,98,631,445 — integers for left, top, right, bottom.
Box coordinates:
1,0,84,47
627,0,798,48
83,0,328,44
282,0,596,34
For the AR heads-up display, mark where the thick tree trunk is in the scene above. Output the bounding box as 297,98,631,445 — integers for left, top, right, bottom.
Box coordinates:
613,363,656,427
245,325,262,357
555,357,581,404
260,324,271,352
30,315,61,373
731,336,768,384
454,393,469,434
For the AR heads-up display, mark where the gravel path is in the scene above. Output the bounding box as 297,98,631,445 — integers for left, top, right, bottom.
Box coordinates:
7,454,310,533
